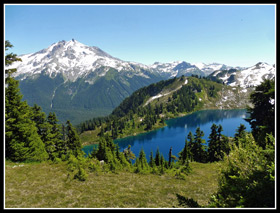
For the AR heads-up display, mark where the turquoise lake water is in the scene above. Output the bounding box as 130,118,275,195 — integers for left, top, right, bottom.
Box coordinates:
83,109,251,160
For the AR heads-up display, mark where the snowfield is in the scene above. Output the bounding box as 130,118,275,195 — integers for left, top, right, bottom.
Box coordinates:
228,62,275,88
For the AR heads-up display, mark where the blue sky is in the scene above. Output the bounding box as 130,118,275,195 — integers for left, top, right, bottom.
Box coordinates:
5,4,276,67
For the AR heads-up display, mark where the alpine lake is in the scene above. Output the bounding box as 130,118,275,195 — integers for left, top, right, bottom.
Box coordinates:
82,109,251,161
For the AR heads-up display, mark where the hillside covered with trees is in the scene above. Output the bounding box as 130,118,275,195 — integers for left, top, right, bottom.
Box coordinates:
78,74,252,145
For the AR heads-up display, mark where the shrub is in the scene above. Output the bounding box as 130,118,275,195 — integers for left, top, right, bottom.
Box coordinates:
209,133,275,208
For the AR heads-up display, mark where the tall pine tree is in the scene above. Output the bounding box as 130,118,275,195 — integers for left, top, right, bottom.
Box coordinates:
5,41,48,162
44,112,65,160
246,79,275,148
208,124,218,162
66,120,82,157
192,127,207,163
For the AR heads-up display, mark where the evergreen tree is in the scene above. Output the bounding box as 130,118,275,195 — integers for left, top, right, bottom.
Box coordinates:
208,124,228,162
135,148,149,173
208,124,219,162
5,40,22,77
159,153,166,173
234,124,247,145
5,77,48,162
5,42,48,162
30,104,47,137
66,120,82,157
179,137,191,165
155,147,161,166
187,131,195,162
95,137,107,161
45,112,65,160
193,127,207,162
149,150,155,168
246,79,275,148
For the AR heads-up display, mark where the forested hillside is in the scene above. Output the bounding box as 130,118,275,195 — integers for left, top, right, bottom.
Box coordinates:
78,75,252,145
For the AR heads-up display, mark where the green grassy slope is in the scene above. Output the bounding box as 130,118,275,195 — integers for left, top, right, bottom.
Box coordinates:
5,160,221,208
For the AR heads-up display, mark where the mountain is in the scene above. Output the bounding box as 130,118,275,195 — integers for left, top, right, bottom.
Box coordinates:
193,62,245,76
8,39,275,124
9,39,163,124
11,39,155,82
150,61,237,78
208,62,275,88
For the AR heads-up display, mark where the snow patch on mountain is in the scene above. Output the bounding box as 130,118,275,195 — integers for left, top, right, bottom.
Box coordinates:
228,62,275,88
144,77,188,106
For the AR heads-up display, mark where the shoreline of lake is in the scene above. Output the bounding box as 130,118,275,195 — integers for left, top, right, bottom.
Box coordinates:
83,108,251,158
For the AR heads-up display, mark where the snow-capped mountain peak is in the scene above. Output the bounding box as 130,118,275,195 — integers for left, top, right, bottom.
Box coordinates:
209,62,275,88
231,62,275,88
9,39,152,82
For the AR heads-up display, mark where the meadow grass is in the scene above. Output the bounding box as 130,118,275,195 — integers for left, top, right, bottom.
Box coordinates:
5,160,221,208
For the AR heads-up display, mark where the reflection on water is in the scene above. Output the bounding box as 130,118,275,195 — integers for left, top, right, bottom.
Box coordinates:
166,109,249,129
83,109,251,160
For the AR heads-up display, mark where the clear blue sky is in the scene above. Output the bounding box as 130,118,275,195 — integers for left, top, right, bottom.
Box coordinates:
5,4,276,67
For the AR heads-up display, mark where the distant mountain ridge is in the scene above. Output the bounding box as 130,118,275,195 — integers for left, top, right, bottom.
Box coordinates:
7,39,275,124
10,39,254,81
208,62,275,88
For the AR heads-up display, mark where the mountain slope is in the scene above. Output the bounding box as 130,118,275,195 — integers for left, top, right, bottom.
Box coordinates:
150,61,236,78
78,76,252,144
208,62,275,88
10,40,163,124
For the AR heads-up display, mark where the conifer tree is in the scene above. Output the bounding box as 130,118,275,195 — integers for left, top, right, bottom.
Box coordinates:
30,104,47,137
5,41,48,162
208,124,228,162
44,112,65,160
155,147,161,166
246,79,275,147
5,83,48,162
5,40,22,77
95,137,107,161
208,124,219,162
159,154,166,173
193,127,207,162
135,148,149,173
168,146,173,167
66,120,82,157
187,131,195,162
179,137,191,165
234,124,246,144
149,151,155,168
